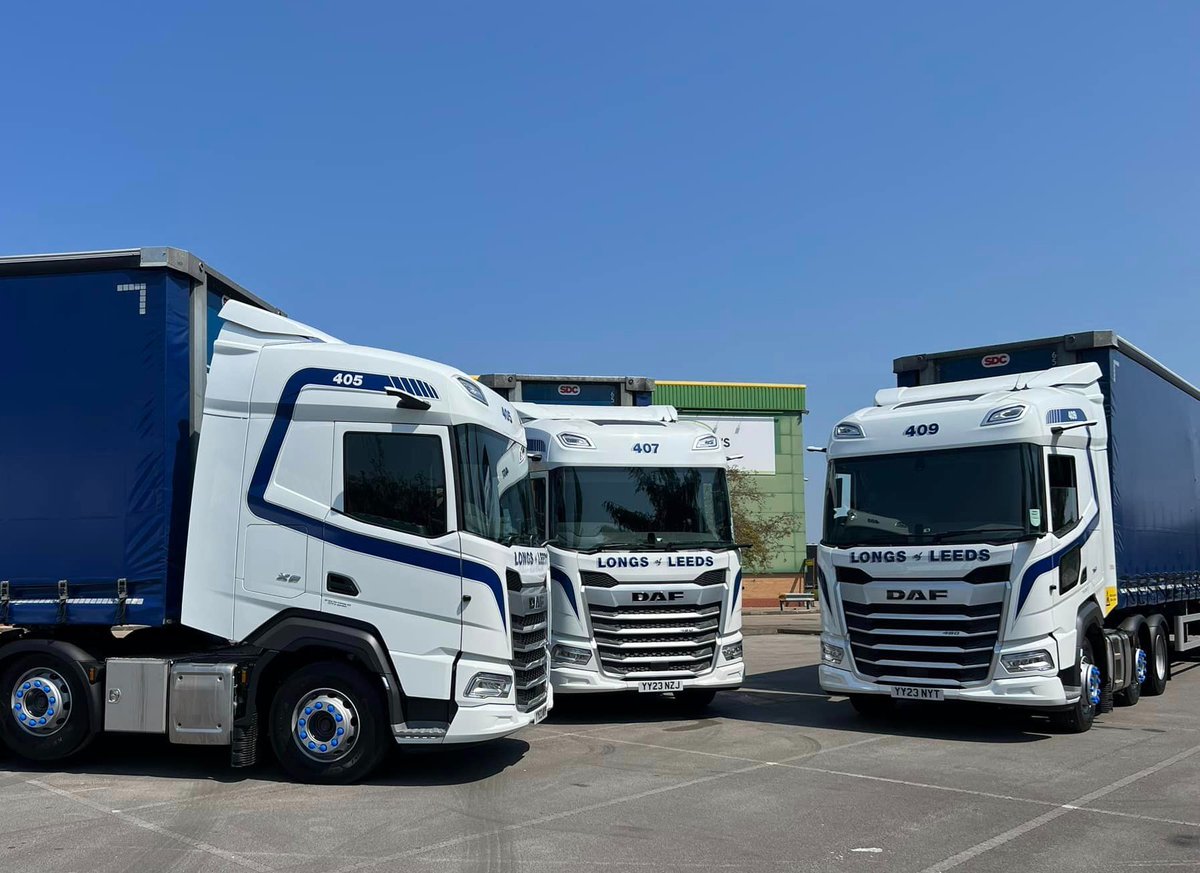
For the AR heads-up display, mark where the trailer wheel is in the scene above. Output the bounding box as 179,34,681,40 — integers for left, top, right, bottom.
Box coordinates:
1142,622,1170,697
849,694,895,718
268,661,388,784
0,653,94,762
1052,638,1098,734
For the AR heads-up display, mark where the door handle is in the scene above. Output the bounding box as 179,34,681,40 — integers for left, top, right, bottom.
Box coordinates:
327,573,359,597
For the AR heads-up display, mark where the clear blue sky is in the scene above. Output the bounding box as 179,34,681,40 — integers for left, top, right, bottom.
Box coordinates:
4,4,1198,533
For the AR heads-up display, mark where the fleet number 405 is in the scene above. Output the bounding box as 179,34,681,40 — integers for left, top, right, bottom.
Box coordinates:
904,423,939,437
332,372,364,387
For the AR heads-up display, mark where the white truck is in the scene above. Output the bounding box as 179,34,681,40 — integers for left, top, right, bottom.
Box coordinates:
0,249,550,782
518,404,744,709
817,332,1200,732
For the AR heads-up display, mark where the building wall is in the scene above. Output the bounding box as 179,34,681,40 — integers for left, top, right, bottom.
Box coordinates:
651,382,807,581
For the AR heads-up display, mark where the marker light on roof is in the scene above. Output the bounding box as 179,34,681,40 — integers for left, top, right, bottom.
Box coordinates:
981,404,1027,426
457,377,488,406
557,432,595,450
833,423,865,439
693,434,720,450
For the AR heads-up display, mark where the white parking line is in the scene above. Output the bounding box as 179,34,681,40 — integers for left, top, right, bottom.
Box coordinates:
25,779,274,872
327,735,887,873
916,741,1200,873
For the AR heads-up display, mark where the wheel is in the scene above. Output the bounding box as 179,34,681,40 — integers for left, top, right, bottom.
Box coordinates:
1142,622,1170,697
1116,644,1146,707
0,653,94,762
1052,638,1099,733
268,661,388,784
849,694,895,718
674,689,717,711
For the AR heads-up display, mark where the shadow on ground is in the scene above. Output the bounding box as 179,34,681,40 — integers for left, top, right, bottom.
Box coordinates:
0,731,531,787
549,663,1062,744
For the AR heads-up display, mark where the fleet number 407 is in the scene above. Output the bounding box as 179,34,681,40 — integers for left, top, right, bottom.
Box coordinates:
633,443,660,454
904,423,939,437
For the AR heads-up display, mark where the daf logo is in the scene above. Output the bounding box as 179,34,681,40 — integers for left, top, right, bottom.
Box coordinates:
632,591,684,602
886,589,948,601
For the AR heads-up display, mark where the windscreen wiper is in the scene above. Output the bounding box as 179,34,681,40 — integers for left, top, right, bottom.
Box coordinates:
926,527,1035,544
655,540,747,552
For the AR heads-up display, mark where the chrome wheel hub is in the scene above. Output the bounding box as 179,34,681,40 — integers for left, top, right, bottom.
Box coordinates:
1134,648,1148,685
291,689,358,761
1083,658,1101,707
11,667,72,737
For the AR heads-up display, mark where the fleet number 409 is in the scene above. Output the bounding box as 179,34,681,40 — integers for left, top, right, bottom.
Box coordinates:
904,423,939,437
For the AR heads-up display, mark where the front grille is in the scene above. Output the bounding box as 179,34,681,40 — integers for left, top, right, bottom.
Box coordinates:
590,601,721,678
506,569,523,592
842,597,1002,687
510,595,548,712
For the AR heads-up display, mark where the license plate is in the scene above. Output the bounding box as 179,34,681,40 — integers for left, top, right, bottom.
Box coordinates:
889,686,944,701
532,705,548,724
638,679,684,693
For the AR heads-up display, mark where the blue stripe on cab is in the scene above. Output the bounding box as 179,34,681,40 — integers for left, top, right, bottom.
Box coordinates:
550,567,579,618
246,367,506,627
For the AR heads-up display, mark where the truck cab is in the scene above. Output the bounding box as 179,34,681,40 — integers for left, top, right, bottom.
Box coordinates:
519,404,744,709
818,363,1113,718
0,288,549,783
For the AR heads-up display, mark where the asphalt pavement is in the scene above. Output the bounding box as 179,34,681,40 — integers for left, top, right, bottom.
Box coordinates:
1,635,1198,872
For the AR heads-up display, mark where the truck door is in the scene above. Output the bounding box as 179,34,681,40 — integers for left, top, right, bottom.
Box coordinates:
324,423,462,703
1046,447,1104,614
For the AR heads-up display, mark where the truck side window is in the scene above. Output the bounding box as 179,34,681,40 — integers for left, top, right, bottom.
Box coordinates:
532,477,548,539
343,433,447,537
1048,454,1079,535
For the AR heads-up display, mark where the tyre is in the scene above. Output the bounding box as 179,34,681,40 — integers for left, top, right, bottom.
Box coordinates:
674,689,718,711
0,652,95,762
1052,638,1099,733
268,661,389,784
1142,621,1170,697
849,694,895,718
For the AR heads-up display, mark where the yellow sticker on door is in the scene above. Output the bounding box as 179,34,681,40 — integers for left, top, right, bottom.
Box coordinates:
1103,586,1119,614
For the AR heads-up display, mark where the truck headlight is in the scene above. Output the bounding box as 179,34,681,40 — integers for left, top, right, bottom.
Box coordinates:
551,644,593,667
1000,650,1055,674
465,672,513,699
721,641,743,662
821,642,845,665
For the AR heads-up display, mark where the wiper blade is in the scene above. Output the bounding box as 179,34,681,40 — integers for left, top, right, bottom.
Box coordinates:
577,542,658,554
927,527,1033,544
655,540,744,551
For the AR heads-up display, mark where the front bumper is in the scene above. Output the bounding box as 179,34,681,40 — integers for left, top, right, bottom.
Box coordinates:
819,664,1073,707
819,632,1079,708
439,684,555,744
552,646,744,694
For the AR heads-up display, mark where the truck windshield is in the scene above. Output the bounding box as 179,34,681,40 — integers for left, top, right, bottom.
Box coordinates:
549,467,733,550
454,424,539,546
823,443,1045,547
